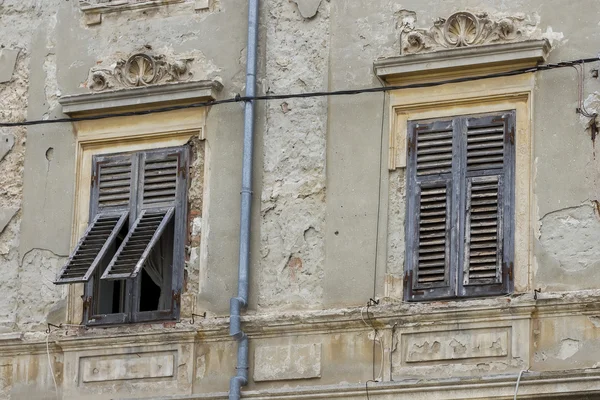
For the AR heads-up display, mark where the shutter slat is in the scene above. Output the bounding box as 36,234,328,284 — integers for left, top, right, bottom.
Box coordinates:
101,208,174,280
416,184,451,287
416,127,454,176
142,153,180,207
466,121,505,171
463,176,502,286
55,212,128,284
97,158,133,210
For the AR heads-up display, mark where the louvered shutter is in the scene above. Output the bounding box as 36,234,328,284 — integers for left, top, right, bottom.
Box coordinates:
101,148,187,280
405,120,456,300
458,113,514,296
55,154,134,284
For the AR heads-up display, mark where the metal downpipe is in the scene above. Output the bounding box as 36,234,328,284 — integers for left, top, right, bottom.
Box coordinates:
229,0,259,398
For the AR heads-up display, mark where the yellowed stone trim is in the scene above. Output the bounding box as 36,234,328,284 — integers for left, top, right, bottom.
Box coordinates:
388,73,534,296
66,108,207,324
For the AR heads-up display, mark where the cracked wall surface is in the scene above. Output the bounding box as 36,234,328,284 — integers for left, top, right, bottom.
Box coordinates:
536,204,600,289
1,0,600,398
258,0,329,309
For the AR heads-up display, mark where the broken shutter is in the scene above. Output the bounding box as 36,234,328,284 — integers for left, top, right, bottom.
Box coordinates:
405,119,456,300
101,148,187,280
458,113,514,296
55,154,134,284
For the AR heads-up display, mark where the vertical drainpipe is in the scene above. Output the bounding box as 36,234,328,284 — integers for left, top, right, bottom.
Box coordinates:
229,0,259,398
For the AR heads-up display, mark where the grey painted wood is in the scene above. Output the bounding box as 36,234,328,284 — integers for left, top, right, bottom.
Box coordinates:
81,146,189,325
405,111,516,301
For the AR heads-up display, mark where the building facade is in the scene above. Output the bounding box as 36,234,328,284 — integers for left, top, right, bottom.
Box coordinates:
1,0,600,399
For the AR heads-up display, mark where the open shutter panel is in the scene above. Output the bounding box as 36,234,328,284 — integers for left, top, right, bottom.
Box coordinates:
55,213,128,284
101,208,175,280
101,148,185,280
459,113,514,296
55,154,135,284
406,120,456,300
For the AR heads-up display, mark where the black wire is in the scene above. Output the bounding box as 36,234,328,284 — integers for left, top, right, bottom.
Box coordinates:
365,379,378,400
0,57,598,127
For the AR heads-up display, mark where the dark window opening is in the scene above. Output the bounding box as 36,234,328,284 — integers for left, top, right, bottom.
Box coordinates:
139,269,161,312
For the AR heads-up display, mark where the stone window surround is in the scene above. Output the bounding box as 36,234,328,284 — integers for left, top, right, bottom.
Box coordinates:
374,40,549,300
58,82,217,324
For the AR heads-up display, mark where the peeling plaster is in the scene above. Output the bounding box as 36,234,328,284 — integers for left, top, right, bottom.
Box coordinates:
0,49,19,84
539,204,600,272
541,26,566,46
556,338,582,360
0,208,18,235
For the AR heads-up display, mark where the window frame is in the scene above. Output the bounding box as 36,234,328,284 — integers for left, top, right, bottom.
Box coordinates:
81,146,189,326
404,111,515,301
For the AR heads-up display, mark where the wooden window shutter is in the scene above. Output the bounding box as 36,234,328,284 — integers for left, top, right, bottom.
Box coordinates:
458,112,515,297
54,154,134,284
405,119,457,300
100,148,188,280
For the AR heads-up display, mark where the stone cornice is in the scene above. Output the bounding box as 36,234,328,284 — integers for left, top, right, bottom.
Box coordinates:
2,291,600,356
59,80,223,115
374,39,550,83
123,369,600,399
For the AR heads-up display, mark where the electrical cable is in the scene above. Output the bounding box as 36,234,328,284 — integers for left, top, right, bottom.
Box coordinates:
46,332,60,400
0,56,598,127
514,369,527,399
365,379,378,400
371,64,387,301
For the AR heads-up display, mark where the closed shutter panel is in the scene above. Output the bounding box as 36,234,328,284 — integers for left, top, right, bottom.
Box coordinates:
459,113,514,297
405,120,456,300
54,154,134,284
101,148,187,280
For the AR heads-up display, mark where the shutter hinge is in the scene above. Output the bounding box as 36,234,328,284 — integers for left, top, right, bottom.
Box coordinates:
506,262,514,280
508,127,515,145
178,166,187,178
91,173,98,187
407,136,416,155
172,290,181,304
82,296,92,313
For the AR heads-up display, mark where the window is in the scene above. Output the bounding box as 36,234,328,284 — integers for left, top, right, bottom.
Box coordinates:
404,111,515,301
55,146,189,324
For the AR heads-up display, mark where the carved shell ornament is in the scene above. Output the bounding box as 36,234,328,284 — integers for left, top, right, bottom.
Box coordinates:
88,53,193,92
401,11,526,55
443,12,482,47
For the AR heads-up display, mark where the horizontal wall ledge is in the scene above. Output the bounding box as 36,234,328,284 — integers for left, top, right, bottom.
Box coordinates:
2,289,600,356
124,369,600,400
374,39,550,83
59,80,223,115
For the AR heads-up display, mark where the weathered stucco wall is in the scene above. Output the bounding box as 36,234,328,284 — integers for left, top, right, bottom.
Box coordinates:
1,0,600,399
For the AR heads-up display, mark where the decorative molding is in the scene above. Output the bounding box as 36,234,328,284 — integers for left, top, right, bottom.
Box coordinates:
80,351,176,383
89,53,194,92
59,80,222,115
79,0,211,25
374,40,550,83
1,292,600,356
401,11,535,55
